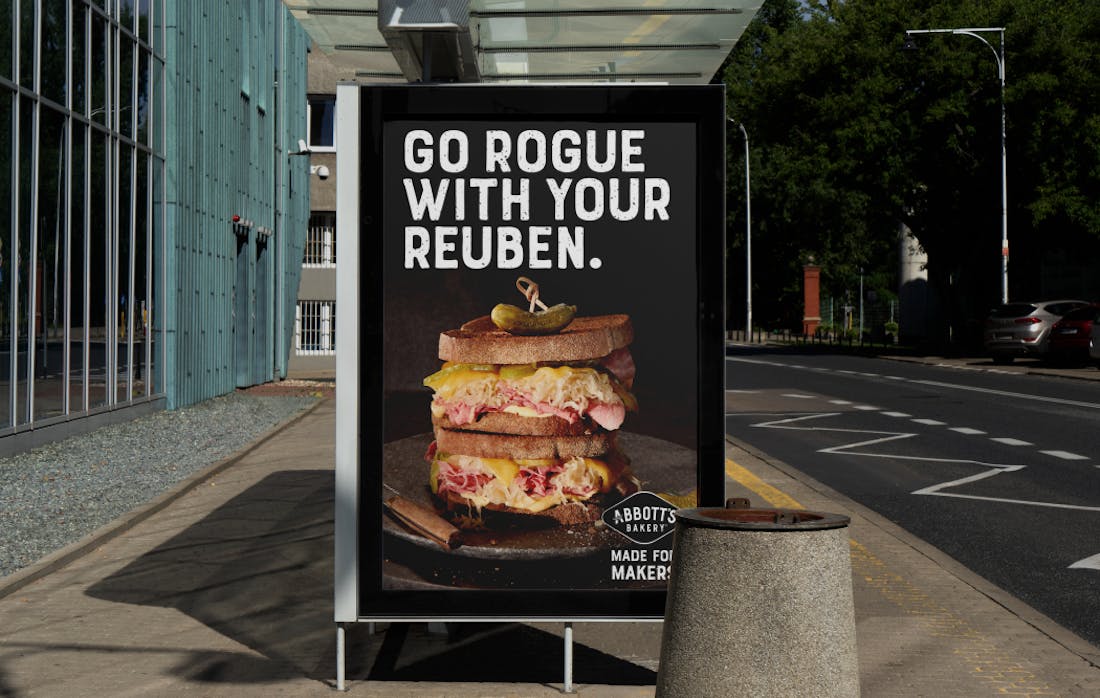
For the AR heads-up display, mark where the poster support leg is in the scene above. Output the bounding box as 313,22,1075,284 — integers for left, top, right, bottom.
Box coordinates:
336,623,347,692
563,622,575,694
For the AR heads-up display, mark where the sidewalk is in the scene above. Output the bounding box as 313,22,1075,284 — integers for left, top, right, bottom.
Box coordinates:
1,396,1098,695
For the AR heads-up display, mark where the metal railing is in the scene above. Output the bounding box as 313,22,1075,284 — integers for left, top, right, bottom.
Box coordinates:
295,301,336,356
303,224,336,267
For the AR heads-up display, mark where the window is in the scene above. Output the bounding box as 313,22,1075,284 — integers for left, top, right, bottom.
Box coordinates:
303,212,336,267
296,301,336,356
308,95,335,150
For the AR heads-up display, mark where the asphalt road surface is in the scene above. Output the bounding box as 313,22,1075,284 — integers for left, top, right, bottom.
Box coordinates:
724,344,1100,648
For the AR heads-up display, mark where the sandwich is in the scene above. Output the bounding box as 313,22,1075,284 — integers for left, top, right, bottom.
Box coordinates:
424,314,638,436
425,428,637,525
422,313,640,526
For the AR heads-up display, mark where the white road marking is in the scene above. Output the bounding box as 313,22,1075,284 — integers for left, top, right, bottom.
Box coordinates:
830,399,852,405
782,393,816,399
951,427,986,435
1071,553,1100,571
910,378,1100,411
884,375,906,381
1040,450,1089,461
726,389,760,394
853,405,880,411
912,418,946,426
727,356,1100,411
992,437,1033,447
882,411,911,418
912,469,1100,512
747,412,1100,513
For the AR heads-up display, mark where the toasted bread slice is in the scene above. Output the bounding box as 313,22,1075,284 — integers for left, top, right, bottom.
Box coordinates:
439,314,632,364
432,411,597,437
435,490,603,527
434,426,615,460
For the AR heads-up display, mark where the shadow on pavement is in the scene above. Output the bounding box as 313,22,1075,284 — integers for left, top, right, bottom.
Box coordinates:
86,470,337,685
85,469,656,688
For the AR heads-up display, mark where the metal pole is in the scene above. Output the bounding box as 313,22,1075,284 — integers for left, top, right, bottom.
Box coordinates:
563,622,575,694
336,623,346,691
998,31,1008,304
858,268,864,341
738,123,751,340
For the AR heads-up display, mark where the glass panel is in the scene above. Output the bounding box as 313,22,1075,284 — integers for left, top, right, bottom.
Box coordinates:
151,0,163,55
41,0,66,105
71,2,86,114
136,49,149,146
150,57,162,150
34,106,65,420
19,0,34,87
308,96,335,147
134,149,147,395
0,87,12,427
88,131,107,409
150,154,161,394
120,41,133,138
116,143,131,402
16,95,32,424
118,0,134,29
70,119,86,411
90,14,106,123
1,1,13,80
137,0,149,43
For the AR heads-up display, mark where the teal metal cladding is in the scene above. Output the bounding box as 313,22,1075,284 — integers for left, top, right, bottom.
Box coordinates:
163,1,308,408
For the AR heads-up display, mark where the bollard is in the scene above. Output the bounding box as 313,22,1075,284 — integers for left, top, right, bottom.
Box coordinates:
656,507,858,697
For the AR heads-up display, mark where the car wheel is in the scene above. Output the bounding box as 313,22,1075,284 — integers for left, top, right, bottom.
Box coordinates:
991,354,1014,365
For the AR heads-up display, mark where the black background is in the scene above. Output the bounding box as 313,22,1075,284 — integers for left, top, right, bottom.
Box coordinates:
382,121,698,448
357,84,726,620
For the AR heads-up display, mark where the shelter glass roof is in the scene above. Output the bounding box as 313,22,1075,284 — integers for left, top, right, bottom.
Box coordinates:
285,1,762,83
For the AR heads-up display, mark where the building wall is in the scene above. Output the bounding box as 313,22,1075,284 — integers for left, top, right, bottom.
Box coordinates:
288,42,340,375
0,1,307,451
163,0,308,408
0,1,168,453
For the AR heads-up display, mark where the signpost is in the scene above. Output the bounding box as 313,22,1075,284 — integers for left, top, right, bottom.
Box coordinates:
334,83,726,684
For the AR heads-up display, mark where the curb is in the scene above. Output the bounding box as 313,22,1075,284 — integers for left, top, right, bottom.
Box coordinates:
0,397,328,601
725,433,1100,669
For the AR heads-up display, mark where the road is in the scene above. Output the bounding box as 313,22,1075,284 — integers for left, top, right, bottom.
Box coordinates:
724,344,1100,648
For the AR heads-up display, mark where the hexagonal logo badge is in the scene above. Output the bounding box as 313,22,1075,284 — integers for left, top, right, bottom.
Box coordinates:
601,491,679,545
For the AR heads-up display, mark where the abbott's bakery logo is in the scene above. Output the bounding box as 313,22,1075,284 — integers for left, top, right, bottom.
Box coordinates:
602,491,678,545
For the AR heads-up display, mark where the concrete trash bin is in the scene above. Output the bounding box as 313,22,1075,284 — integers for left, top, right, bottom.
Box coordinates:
656,507,859,697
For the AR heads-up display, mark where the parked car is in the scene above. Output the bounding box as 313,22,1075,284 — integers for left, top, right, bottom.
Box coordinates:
983,299,1090,363
1048,303,1100,363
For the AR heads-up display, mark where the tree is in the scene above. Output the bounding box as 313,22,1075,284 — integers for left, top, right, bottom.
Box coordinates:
722,0,1100,346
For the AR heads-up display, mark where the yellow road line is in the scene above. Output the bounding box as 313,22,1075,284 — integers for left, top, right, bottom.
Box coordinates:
724,458,803,509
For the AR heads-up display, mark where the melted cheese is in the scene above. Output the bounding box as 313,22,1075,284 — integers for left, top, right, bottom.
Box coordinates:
425,363,626,415
434,453,612,512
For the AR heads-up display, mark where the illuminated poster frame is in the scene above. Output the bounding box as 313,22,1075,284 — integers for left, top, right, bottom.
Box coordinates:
335,83,726,622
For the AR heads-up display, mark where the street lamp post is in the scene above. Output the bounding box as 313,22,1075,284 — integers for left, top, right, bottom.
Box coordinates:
739,122,752,342
904,26,1008,304
728,118,752,341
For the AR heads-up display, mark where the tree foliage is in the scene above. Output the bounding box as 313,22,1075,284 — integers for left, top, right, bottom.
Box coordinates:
722,0,1100,344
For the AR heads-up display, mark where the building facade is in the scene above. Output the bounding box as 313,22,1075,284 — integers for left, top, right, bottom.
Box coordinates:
287,42,347,377
1,0,309,453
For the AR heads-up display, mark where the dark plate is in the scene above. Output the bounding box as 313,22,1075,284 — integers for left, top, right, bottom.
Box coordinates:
382,431,695,561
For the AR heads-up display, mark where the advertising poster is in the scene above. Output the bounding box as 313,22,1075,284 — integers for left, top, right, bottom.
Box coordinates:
356,85,725,619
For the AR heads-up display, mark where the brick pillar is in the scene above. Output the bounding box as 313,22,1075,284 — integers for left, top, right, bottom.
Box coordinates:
803,265,821,336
